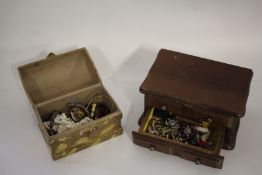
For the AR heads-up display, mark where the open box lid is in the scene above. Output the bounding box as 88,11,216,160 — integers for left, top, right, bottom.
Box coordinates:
18,48,101,105
140,49,253,117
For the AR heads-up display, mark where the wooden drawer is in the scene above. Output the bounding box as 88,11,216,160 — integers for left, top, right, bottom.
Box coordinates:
133,108,226,169
133,132,224,169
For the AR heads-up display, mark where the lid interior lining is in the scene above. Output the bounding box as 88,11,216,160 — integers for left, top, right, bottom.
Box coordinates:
19,48,100,104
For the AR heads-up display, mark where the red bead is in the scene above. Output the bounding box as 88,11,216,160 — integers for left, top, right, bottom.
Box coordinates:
198,140,205,146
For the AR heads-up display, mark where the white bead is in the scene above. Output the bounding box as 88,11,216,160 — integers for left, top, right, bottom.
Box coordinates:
46,112,93,134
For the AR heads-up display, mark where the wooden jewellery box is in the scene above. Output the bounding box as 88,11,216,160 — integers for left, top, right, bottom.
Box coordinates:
18,48,123,160
132,49,253,169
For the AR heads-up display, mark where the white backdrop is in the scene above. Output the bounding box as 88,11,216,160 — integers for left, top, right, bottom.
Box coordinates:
0,0,262,175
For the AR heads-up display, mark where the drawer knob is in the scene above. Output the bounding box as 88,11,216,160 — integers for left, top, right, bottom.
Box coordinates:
195,158,201,165
149,145,155,151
